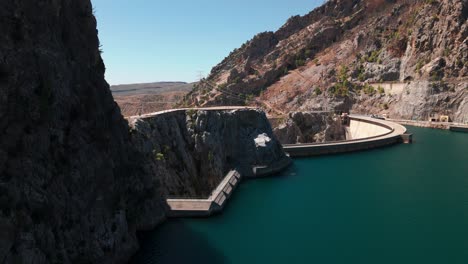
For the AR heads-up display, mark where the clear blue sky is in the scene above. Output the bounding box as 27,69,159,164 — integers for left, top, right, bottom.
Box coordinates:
91,0,323,85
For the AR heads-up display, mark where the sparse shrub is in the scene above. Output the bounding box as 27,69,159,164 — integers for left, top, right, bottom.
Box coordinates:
218,83,228,90
153,150,165,161
443,48,450,57
295,59,306,67
363,84,376,95
415,59,425,73
367,50,382,63
314,87,322,96
328,65,353,97
378,86,385,94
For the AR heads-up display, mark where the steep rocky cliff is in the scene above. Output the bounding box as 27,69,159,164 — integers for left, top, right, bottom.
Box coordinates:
129,109,289,198
183,0,468,122
274,112,347,144
0,1,166,263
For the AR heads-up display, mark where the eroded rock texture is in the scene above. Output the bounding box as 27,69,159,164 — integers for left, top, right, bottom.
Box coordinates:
273,112,346,144
129,109,289,198
0,1,164,263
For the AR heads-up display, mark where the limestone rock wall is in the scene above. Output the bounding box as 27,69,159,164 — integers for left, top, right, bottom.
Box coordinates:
273,112,347,144
129,109,289,198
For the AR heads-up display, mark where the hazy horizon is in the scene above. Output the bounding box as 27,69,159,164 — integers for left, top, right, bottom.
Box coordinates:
91,0,323,85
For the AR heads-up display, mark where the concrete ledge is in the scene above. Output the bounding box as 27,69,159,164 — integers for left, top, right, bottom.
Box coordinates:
252,155,292,177
166,170,241,217
283,116,407,157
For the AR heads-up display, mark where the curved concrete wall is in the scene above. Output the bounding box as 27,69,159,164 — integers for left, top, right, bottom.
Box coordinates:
283,116,407,157
348,118,392,139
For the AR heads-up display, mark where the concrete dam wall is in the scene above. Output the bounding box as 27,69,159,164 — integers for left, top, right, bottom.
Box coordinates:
283,116,407,157
347,118,393,139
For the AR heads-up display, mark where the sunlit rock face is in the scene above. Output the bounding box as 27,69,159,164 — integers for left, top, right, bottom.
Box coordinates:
274,112,347,144
184,0,468,123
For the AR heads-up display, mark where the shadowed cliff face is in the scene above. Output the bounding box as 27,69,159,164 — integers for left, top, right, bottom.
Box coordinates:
0,0,164,263
129,109,289,198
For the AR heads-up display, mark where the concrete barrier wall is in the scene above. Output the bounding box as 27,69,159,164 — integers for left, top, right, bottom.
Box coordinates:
166,170,241,217
370,82,406,95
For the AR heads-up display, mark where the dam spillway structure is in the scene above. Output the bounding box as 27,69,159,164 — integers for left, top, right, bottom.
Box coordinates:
282,115,410,157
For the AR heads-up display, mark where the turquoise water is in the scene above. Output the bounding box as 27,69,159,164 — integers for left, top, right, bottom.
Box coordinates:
134,127,468,264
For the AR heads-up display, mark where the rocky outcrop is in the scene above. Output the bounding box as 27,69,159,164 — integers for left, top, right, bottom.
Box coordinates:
274,112,346,144
129,109,290,198
184,0,468,123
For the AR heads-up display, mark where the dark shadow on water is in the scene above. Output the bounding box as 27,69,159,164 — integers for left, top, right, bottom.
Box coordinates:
130,219,227,264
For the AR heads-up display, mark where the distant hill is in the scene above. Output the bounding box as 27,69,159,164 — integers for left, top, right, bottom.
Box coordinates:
111,82,195,116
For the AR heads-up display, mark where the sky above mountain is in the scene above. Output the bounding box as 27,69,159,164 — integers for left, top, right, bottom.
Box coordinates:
91,0,323,85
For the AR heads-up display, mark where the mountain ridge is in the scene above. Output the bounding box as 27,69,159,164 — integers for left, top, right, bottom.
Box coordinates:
183,0,468,122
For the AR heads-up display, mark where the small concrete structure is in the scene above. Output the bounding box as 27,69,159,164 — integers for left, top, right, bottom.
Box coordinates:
401,133,413,144
166,170,241,217
283,115,407,157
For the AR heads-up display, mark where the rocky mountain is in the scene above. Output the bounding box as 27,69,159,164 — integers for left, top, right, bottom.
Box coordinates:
111,82,194,117
183,0,468,123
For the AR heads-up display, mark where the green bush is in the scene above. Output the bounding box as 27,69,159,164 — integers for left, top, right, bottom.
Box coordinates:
295,59,306,67
314,87,322,96
363,84,376,95
377,86,385,94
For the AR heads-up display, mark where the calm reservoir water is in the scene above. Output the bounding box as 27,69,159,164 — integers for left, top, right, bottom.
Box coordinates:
134,127,468,264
